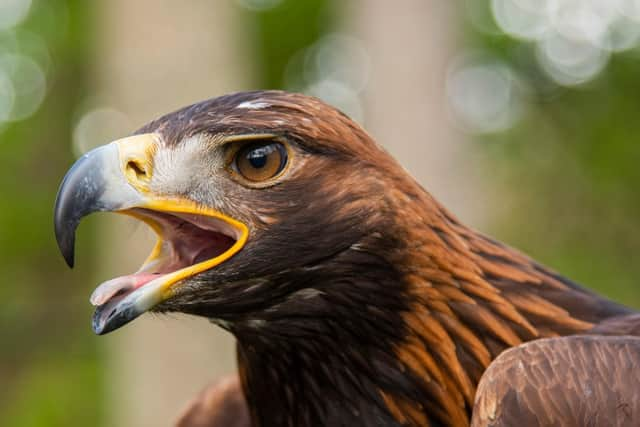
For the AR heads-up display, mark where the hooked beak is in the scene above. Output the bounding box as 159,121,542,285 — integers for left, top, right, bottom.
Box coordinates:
54,133,248,335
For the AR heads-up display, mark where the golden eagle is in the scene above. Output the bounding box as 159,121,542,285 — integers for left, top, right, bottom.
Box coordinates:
55,91,640,426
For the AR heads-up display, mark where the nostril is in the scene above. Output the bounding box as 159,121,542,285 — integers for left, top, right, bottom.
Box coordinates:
126,159,147,179
116,134,156,188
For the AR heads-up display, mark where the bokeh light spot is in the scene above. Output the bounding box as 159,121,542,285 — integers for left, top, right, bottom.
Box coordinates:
487,0,640,88
311,34,370,94
490,0,554,41
602,15,640,52
447,57,525,134
72,108,131,157
0,68,16,123
13,29,52,74
284,33,370,123
306,80,363,124
536,33,610,86
0,0,32,31
551,0,616,45
0,53,46,121
235,0,282,12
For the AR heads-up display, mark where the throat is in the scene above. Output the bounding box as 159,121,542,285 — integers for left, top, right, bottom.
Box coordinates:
235,326,418,427
230,247,418,427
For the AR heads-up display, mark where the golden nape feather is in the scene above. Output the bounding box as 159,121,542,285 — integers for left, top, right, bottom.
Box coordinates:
54,91,640,426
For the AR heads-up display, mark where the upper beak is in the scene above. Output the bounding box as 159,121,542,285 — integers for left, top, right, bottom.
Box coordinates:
54,135,156,268
54,133,248,334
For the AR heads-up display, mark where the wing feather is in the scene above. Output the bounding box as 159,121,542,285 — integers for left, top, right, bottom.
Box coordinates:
471,335,640,427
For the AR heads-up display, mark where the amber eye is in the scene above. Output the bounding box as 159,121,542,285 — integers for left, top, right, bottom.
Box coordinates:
233,141,288,182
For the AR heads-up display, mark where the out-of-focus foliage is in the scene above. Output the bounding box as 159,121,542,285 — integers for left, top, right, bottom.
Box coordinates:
455,2,640,306
0,0,103,426
241,0,368,123
241,0,334,89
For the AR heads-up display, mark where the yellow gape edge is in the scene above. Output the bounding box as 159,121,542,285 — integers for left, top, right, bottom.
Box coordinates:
122,198,249,299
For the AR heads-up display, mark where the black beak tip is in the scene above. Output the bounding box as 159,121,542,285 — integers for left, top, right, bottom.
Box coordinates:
92,316,107,335
92,306,114,335
54,210,77,268
56,227,76,268
61,240,76,268
92,302,139,335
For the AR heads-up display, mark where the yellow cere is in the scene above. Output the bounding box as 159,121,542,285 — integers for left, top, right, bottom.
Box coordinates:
115,133,160,193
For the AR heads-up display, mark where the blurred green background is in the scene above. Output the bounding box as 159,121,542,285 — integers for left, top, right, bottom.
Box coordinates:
0,0,638,425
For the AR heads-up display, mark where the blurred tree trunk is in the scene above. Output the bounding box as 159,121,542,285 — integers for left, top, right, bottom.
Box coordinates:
92,2,250,426
347,0,487,228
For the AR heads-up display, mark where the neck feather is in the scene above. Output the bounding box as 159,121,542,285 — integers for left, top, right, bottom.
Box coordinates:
232,186,630,427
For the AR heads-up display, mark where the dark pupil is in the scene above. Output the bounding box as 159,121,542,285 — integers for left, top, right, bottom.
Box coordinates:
247,145,274,169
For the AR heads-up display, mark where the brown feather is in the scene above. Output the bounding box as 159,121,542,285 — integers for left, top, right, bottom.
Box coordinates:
471,336,640,427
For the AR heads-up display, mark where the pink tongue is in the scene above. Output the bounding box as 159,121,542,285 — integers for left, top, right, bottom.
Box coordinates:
90,273,160,306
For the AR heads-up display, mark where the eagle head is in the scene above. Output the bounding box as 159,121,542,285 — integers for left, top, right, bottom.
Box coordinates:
55,90,415,336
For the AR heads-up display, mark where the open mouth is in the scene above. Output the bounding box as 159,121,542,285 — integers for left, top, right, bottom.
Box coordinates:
53,136,251,334
89,203,248,331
